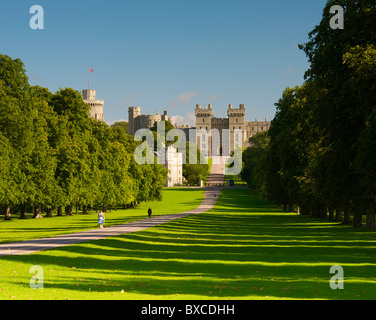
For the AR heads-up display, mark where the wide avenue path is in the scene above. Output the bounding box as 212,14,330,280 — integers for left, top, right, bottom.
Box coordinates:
0,188,223,257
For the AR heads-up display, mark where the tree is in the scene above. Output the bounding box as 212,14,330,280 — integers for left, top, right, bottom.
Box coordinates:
0,54,56,219
241,132,270,198
348,45,376,230
299,0,376,226
183,141,209,185
0,133,18,220
50,88,98,215
0,52,169,222
111,121,128,133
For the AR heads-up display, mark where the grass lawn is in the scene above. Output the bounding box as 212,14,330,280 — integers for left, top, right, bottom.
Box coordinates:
0,188,205,244
0,188,375,300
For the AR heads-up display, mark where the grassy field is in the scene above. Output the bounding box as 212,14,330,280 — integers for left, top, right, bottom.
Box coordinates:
0,188,375,300
0,188,205,244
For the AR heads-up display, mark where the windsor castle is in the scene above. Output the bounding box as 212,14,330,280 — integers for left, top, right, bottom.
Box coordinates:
128,103,271,156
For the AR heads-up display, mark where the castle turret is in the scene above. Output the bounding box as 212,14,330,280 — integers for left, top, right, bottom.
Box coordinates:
195,103,213,131
228,104,246,151
83,89,104,121
128,106,141,135
195,103,214,157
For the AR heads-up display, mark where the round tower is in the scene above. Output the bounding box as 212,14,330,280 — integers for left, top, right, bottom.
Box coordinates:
128,106,141,135
82,89,104,121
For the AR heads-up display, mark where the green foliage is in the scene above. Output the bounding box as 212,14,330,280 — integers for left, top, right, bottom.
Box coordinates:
242,1,376,228
0,54,167,220
183,142,209,185
111,121,129,133
241,132,270,197
1,189,375,300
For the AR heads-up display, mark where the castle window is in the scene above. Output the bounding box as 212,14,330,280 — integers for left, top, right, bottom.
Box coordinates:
203,119,205,123
235,134,239,142
236,119,238,123
261,127,264,131
202,135,206,143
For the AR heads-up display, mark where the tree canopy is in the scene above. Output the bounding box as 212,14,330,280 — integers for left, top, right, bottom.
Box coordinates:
241,1,376,230
0,54,167,220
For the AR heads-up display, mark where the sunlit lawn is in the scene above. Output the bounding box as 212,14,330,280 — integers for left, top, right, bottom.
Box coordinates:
0,188,205,244
0,188,375,300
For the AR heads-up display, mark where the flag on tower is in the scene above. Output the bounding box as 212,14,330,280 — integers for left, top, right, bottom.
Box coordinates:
88,68,94,89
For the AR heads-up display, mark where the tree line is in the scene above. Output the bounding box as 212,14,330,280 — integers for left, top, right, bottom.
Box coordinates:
241,0,376,230
0,54,167,220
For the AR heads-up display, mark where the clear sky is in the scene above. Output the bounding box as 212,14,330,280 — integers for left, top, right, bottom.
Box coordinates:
0,0,327,125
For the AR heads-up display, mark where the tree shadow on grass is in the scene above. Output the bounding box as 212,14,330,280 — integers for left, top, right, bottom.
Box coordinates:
1,189,376,300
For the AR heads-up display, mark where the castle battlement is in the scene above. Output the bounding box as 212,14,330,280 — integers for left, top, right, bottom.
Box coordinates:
195,103,271,156
83,89,104,121
128,107,172,136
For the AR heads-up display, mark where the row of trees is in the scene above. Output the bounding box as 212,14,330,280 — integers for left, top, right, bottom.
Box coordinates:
241,0,376,230
0,54,167,220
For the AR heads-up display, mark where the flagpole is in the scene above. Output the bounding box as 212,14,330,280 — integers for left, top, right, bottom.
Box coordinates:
88,68,90,90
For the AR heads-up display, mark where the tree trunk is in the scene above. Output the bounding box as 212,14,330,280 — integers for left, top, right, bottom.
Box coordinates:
57,206,63,216
319,205,328,219
20,203,28,219
353,208,363,228
4,205,11,220
82,205,88,215
45,206,53,218
288,203,294,212
103,204,107,213
311,203,320,218
328,208,335,221
343,207,352,225
335,207,343,222
300,203,311,216
366,206,376,231
66,205,72,216
33,206,43,219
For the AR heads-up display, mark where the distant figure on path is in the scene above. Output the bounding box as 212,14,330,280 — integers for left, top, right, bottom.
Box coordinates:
148,207,152,219
98,211,105,229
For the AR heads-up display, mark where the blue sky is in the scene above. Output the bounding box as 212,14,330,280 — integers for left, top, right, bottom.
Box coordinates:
0,0,327,125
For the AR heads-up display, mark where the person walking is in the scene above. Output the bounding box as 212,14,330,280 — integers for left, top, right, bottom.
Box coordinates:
148,207,152,219
98,211,105,229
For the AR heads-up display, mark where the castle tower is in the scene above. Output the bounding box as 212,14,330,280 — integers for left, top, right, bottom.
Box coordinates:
195,104,214,157
228,104,246,151
128,106,141,135
82,89,104,121
195,104,214,131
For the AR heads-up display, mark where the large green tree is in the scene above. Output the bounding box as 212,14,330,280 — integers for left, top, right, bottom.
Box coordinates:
299,0,376,228
0,53,168,221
